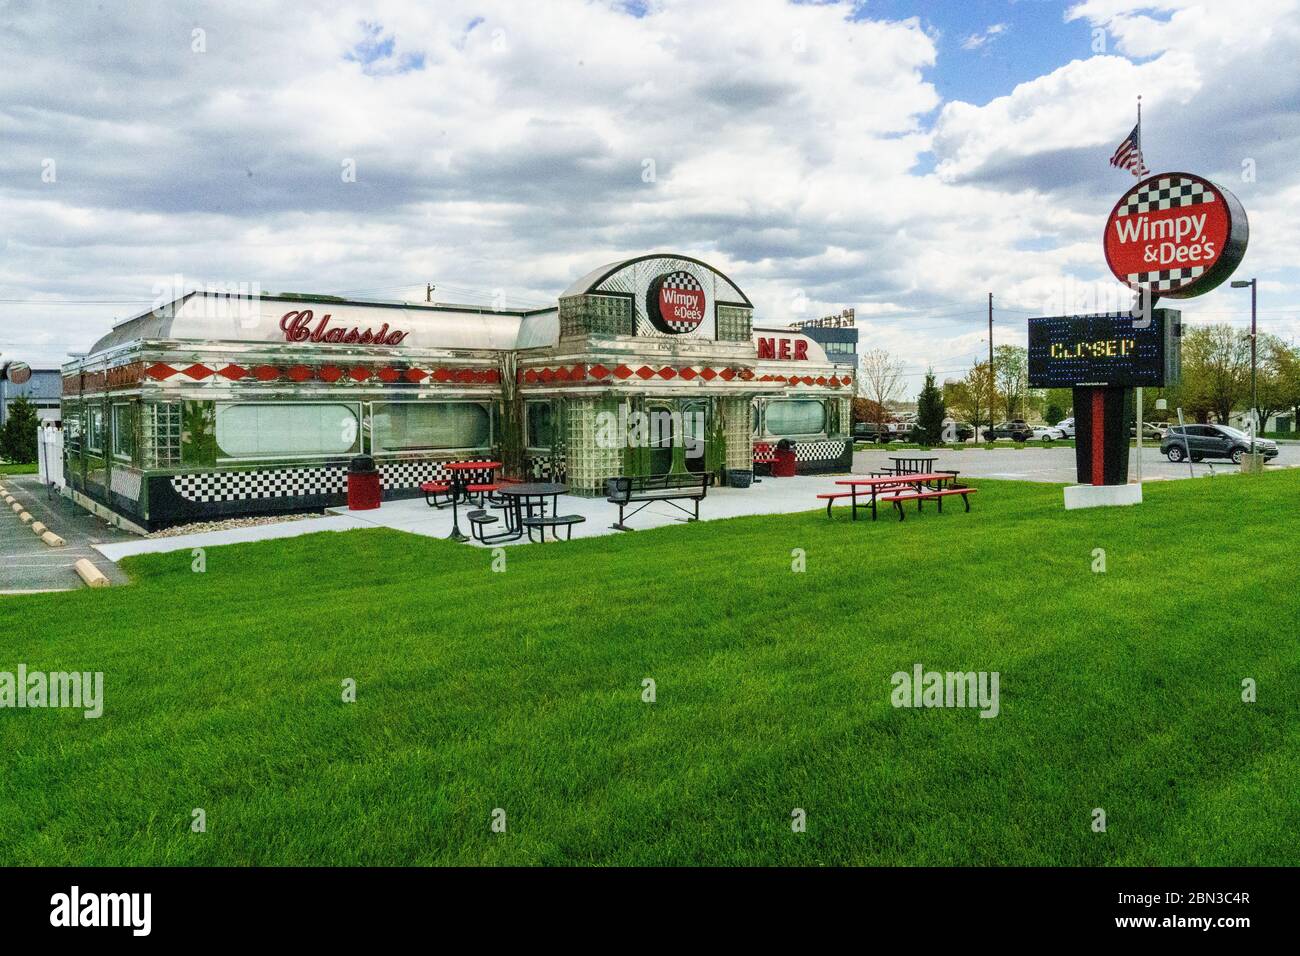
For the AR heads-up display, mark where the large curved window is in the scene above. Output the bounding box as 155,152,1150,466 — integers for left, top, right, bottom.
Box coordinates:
765,400,826,437
372,402,491,452
215,403,360,459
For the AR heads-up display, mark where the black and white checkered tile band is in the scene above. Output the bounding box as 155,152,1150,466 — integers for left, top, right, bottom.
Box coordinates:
661,271,705,332
1119,176,1217,217
170,459,494,503
1125,265,1206,292
794,440,848,463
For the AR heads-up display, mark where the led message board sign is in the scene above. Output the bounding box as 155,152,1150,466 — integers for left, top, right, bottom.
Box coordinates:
1027,310,1181,389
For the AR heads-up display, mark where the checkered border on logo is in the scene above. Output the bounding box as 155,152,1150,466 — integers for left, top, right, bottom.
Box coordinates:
1119,176,1217,217
169,459,495,503
659,270,705,332
1125,266,1206,293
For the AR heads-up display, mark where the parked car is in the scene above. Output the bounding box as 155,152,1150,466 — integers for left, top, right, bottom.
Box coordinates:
983,421,1035,442
1056,417,1076,438
1162,424,1279,464
943,420,975,442
1130,421,1166,442
853,422,893,444
1031,424,1066,442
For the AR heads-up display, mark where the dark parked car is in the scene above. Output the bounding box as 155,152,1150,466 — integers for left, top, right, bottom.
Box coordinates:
983,421,1034,442
853,422,893,444
1162,424,1279,464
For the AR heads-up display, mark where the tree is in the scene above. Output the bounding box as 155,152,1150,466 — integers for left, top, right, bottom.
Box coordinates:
993,344,1029,421
1043,388,1072,425
851,397,886,424
857,349,905,426
1271,339,1300,432
1175,324,1250,424
946,361,995,437
915,370,945,444
1254,335,1296,433
0,396,40,464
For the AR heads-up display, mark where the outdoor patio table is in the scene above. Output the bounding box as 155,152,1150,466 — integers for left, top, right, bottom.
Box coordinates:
889,456,938,476
443,460,503,542
497,482,567,537
835,472,958,521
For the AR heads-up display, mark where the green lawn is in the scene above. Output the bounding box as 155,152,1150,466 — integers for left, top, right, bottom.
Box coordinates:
0,462,37,476
1,473,1298,865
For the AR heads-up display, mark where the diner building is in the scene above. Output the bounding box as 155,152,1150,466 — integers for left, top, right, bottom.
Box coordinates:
61,253,856,531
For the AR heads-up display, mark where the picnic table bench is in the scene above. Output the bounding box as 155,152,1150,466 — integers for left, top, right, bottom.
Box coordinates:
818,472,975,521
606,472,710,531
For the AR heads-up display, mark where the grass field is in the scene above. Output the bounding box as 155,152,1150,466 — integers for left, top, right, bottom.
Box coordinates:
0,462,38,476
1,473,1298,865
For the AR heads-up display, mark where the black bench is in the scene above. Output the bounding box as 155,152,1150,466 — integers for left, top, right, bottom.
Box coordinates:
521,514,586,543
605,472,711,531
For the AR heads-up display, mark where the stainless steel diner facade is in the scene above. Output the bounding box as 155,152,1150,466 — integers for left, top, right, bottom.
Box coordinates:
61,254,856,531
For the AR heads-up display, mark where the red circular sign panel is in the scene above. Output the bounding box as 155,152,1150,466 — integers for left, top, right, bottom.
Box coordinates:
646,271,706,334
4,362,31,385
1104,172,1248,299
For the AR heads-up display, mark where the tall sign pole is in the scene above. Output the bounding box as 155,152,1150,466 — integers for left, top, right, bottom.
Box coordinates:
987,293,994,439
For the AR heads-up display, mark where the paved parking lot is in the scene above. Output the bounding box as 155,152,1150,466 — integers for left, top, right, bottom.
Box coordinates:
0,475,133,593
854,441,1300,483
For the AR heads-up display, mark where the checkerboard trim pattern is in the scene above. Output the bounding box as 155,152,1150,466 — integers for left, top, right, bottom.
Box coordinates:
658,271,705,332
794,439,848,463
1125,265,1206,292
1119,176,1217,217
169,458,495,503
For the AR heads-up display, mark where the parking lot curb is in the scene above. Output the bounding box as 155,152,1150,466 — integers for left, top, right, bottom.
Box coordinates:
40,529,65,547
74,558,110,588
19,511,32,523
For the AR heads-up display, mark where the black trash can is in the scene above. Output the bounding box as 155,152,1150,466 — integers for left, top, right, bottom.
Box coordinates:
727,469,754,488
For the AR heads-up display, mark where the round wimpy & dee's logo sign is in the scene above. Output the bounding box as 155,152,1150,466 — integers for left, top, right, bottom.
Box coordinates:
1104,172,1248,299
646,270,707,333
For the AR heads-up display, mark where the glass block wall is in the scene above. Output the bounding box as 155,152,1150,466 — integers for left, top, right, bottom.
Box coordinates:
716,305,753,342
564,396,626,495
720,397,753,471
143,402,182,468
559,294,634,338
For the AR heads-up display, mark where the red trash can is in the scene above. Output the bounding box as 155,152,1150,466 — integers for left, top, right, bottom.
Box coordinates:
772,440,797,478
347,455,382,510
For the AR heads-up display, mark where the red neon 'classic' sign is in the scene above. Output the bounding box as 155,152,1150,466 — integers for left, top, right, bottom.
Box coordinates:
757,337,809,360
279,310,409,346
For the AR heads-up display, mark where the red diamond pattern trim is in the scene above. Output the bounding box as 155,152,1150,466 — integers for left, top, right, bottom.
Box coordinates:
678,367,697,380
636,366,654,380
614,365,633,379
181,363,213,380
700,367,717,380
287,365,313,382
217,365,247,381
252,365,279,382
377,366,399,383
145,363,177,380
657,367,677,380
589,364,610,379
719,367,736,381
319,365,342,383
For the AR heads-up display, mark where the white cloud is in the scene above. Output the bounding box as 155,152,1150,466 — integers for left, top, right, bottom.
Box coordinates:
1,0,1298,392
961,23,1008,52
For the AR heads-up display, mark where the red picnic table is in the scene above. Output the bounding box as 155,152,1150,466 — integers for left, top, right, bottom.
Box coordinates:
820,472,975,521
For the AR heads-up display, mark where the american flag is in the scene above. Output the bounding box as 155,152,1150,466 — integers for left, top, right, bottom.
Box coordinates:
1109,122,1150,177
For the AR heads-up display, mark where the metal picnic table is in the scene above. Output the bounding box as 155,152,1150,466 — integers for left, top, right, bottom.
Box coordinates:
834,472,961,521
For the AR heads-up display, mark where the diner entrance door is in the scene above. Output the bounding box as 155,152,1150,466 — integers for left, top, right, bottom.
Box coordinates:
681,399,709,474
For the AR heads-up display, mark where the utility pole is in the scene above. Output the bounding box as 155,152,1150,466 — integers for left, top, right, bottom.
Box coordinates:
988,292,994,438
426,283,434,303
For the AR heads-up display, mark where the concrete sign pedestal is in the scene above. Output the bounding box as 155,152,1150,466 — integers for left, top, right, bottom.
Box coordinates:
1063,483,1143,510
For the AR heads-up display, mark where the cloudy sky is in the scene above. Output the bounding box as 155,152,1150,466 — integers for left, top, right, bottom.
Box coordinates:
3,0,1298,391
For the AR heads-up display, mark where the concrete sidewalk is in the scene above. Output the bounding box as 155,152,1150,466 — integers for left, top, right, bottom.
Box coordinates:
88,474,860,559
0,475,133,593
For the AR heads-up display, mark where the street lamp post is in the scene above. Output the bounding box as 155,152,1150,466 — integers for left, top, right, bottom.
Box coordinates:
1231,278,1258,451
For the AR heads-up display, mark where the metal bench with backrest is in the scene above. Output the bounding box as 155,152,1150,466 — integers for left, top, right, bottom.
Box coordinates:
605,472,711,531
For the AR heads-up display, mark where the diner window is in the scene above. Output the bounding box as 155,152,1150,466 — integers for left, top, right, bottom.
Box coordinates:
143,402,182,468
765,399,826,437
525,401,553,449
371,402,490,453
86,407,104,454
111,403,134,461
215,403,360,459
65,407,81,451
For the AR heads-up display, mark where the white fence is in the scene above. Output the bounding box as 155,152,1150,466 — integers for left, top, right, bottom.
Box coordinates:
36,424,63,488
